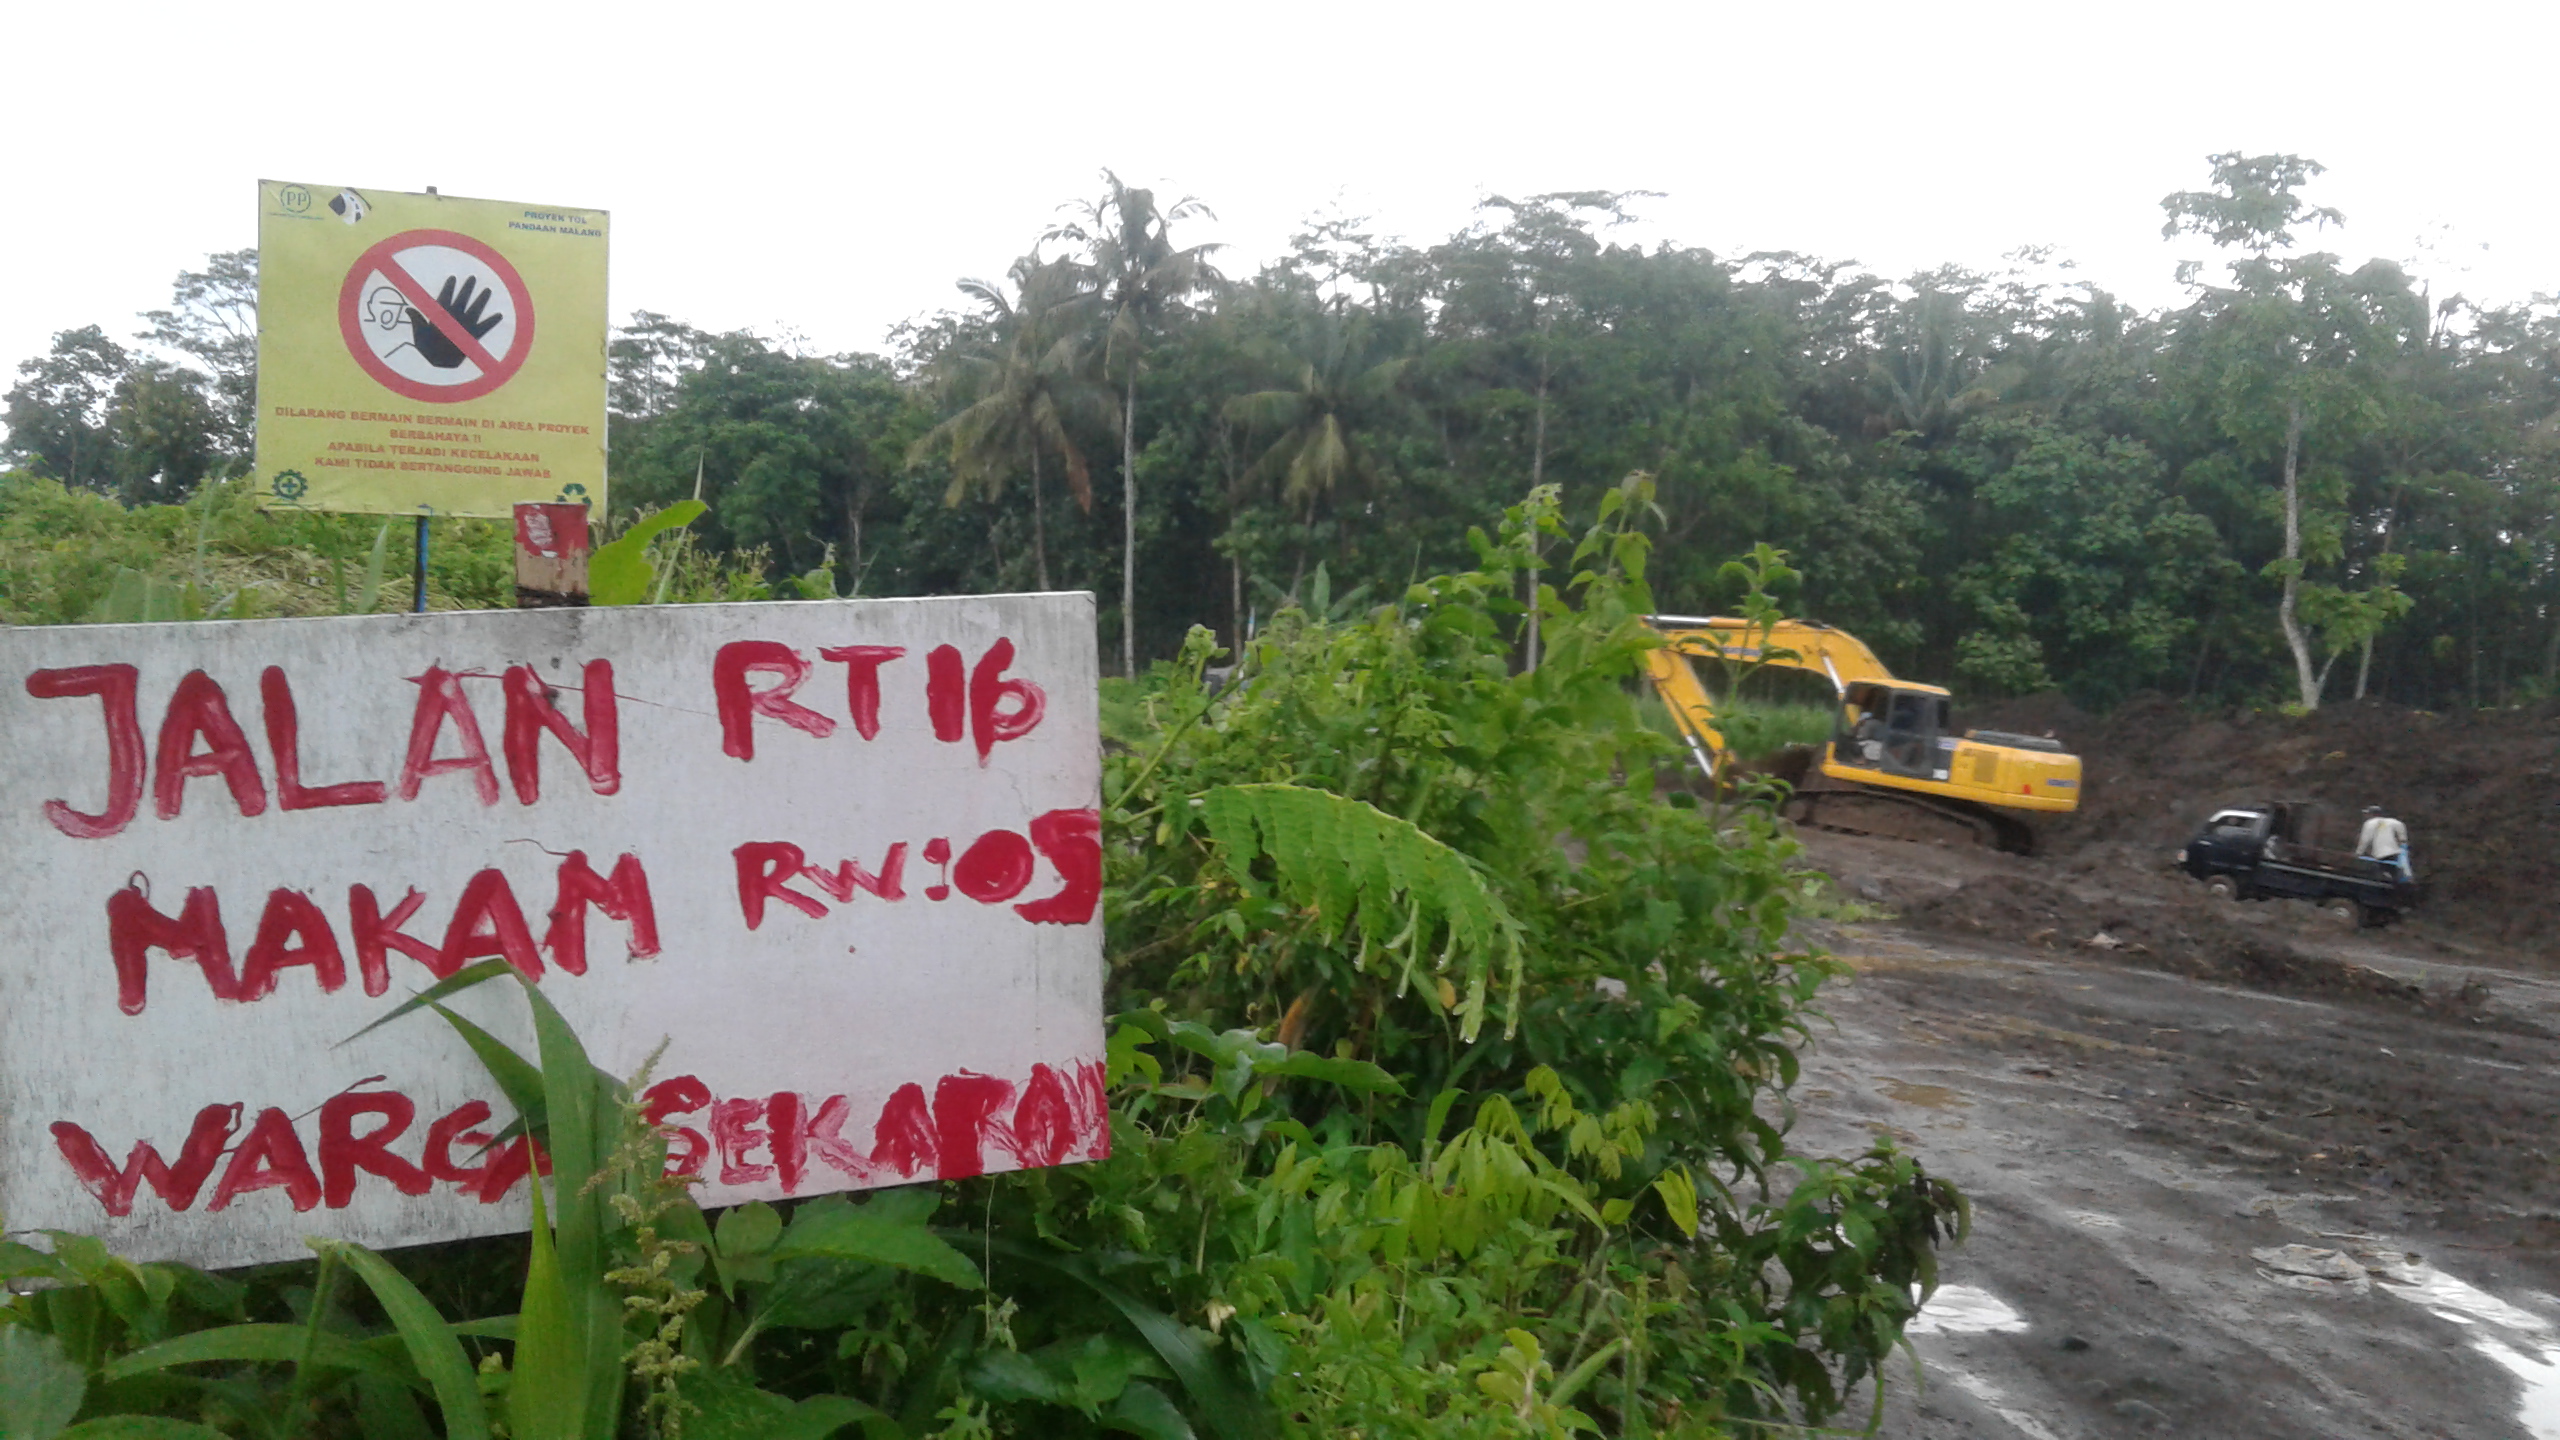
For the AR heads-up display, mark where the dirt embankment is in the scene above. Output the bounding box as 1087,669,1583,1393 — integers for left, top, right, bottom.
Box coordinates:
1794,693,2560,1033
1986,691,2560,954
1889,863,2499,1022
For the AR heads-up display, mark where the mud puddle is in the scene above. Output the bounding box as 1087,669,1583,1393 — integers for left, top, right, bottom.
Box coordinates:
1907,1283,2029,1335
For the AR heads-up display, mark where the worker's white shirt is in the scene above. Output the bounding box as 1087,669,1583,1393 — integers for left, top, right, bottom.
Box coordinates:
2356,816,2408,859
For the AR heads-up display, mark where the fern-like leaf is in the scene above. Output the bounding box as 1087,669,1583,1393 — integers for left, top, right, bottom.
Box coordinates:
1199,784,1525,1039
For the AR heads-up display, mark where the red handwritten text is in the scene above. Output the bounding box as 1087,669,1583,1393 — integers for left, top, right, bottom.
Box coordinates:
52,1061,1106,1217
733,808,1100,929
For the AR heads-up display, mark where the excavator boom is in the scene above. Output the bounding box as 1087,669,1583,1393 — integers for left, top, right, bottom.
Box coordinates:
1641,615,1902,761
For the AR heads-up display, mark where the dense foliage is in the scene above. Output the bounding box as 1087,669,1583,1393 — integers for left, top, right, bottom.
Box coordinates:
15,158,2560,712
0,482,1959,1438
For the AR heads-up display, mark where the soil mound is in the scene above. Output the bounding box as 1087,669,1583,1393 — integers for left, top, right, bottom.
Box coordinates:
1893,866,2498,1021
1973,692,2560,956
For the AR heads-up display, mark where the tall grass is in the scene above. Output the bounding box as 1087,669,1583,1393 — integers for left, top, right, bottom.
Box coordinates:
0,472,517,623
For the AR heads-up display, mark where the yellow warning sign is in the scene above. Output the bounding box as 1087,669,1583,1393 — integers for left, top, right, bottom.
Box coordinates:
254,182,608,517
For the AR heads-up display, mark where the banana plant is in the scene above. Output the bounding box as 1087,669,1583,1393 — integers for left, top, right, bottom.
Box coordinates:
590,500,707,606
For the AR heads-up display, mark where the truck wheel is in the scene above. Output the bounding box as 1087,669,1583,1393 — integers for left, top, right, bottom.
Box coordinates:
2204,877,2237,901
2358,904,2393,930
2323,898,2359,926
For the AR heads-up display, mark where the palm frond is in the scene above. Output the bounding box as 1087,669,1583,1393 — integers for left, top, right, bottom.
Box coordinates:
1224,390,1307,431
953,277,1013,318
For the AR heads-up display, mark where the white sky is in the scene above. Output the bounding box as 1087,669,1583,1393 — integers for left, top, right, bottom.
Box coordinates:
9,0,2554,381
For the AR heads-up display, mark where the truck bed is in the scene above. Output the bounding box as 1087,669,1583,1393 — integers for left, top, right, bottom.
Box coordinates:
2239,847,2410,919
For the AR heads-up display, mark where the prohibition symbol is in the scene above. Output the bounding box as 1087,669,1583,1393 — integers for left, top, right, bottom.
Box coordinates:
337,229,537,403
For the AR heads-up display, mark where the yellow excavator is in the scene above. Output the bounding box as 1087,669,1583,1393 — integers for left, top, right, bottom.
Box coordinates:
1640,615,2082,853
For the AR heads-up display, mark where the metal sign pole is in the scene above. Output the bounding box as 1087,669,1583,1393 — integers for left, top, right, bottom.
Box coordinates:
412,513,429,613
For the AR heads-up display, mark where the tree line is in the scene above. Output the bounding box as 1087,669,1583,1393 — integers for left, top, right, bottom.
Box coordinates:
10,157,2559,713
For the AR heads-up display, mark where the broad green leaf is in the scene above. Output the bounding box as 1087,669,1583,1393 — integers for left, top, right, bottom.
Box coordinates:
1106,1382,1197,1440
519,978,608,1201
778,1194,981,1292
764,1397,902,1440
967,1332,1164,1414
683,1369,901,1440
42,1234,115,1285
982,1240,1275,1440
1423,1089,1463,1150
429,1003,549,1141
0,1328,84,1440
680,1369,790,1439
0,1241,71,1285
1105,1021,1162,1087
1653,1166,1701,1240
105,1322,420,1389
55,1423,230,1440
1064,1332,1167,1408
338,958,520,1045
754,1254,897,1331
513,977,628,1440
715,1201,784,1292
1546,1338,1624,1409
591,501,706,605
508,1177,582,1440
352,519,393,615
1248,1052,1406,1097
966,1349,1071,1407
320,1241,490,1440
831,1185,939,1229
355,1373,438,1440
659,1195,717,1290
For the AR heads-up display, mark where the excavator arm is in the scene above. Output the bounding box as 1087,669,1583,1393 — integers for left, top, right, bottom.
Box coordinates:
1639,615,1901,776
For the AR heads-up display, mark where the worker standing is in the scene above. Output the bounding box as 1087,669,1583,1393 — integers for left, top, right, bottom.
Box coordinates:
2356,805,2413,882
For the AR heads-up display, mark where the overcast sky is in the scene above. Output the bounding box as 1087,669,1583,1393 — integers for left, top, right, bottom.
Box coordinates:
10,0,2554,381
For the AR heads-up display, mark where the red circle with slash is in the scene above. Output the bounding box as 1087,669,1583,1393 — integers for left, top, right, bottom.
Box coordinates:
337,229,536,403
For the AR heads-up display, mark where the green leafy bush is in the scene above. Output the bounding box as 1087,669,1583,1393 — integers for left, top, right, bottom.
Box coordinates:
1091,477,1962,1432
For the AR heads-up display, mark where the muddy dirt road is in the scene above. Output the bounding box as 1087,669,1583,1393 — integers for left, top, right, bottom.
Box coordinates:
1791,833,2560,1439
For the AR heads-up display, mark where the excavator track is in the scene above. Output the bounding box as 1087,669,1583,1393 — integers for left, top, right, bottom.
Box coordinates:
1787,781,2036,855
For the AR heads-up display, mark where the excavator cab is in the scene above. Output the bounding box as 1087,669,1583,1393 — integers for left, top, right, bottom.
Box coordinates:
1833,681,1955,781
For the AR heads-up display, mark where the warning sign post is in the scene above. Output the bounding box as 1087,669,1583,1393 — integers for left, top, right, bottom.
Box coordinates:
256,183,608,518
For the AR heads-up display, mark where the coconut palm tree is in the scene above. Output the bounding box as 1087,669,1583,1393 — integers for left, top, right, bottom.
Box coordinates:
1223,302,1411,533
908,257,1111,591
1051,173,1221,674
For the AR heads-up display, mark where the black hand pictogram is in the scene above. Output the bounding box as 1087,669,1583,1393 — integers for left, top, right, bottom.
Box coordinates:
407,275,505,369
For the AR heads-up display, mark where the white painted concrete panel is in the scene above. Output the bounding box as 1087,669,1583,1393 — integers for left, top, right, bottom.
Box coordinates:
0,595,1103,1268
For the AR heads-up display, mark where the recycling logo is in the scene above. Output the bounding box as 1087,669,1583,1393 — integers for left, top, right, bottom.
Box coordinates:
336,229,536,403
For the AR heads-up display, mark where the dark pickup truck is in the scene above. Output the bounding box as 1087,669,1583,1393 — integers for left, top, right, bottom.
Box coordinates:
2177,801,2416,928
